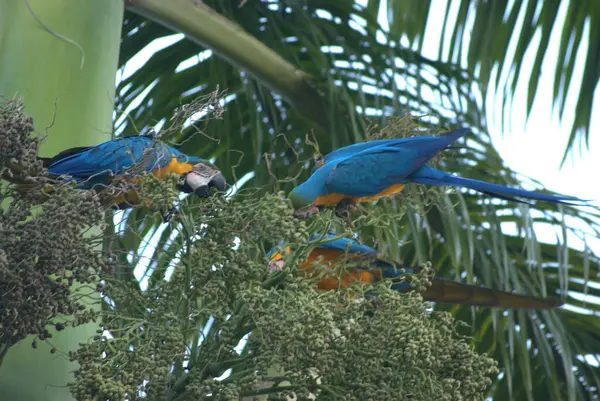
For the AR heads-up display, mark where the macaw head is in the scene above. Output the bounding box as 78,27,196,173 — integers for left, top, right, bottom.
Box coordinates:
289,159,336,215
180,161,227,198
288,187,321,219
288,186,312,209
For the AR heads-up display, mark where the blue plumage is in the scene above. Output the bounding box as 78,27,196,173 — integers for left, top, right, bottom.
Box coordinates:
409,166,582,204
41,136,228,211
311,233,377,256
308,234,412,291
313,129,470,172
271,235,563,308
47,136,205,189
289,128,585,209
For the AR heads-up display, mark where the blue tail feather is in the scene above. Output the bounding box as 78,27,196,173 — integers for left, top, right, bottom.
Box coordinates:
410,166,585,205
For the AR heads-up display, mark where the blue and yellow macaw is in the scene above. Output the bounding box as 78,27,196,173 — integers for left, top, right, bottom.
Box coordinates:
268,234,563,309
40,136,226,208
289,129,583,213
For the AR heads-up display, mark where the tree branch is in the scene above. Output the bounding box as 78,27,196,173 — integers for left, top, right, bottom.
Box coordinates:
126,0,329,131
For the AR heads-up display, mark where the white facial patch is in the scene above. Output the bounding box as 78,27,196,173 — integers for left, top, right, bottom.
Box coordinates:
186,163,221,189
185,171,213,190
187,162,221,186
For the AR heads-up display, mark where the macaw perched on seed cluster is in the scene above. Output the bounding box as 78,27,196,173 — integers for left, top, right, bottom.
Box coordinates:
288,128,584,214
40,136,226,209
268,234,563,309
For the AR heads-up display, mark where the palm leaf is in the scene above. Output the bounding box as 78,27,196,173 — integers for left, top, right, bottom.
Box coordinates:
379,0,600,160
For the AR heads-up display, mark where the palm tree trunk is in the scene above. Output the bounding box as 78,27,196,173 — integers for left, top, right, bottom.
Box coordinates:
0,1,123,400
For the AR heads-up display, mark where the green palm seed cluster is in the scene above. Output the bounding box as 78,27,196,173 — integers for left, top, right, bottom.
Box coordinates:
69,320,187,400
0,98,43,175
68,189,497,401
69,192,306,400
242,274,499,400
0,99,110,351
137,172,182,211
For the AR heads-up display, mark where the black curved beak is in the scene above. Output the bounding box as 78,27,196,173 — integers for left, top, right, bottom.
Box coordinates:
209,172,227,192
193,172,227,198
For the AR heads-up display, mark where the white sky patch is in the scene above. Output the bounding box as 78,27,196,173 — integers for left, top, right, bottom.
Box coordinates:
175,49,213,73
563,303,595,315
391,1,600,262
225,171,256,198
183,93,237,129
114,79,158,136
133,223,170,290
116,33,185,85
137,224,183,290
181,84,208,98
315,9,333,20
567,290,600,307
164,254,181,282
113,209,130,236
235,333,249,355
321,45,344,54
577,354,600,367
571,277,600,290
215,369,232,381
375,0,388,45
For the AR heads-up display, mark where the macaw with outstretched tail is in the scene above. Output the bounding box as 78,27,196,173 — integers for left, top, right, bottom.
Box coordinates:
40,136,226,208
288,129,583,213
268,234,563,309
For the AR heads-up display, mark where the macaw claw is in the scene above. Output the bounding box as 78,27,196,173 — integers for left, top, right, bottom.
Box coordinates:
335,198,356,226
293,204,319,219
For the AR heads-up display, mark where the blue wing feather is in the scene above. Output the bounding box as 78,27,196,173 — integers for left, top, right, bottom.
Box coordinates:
322,129,470,197
325,147,416,197
314,129,470,172
313,139,397,172
313,233,377,256
291,129,470,205
315,235,414,290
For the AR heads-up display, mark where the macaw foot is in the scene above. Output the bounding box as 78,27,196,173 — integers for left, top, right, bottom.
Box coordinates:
293,204,319,219
336,198,357,213
335,199,357,226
